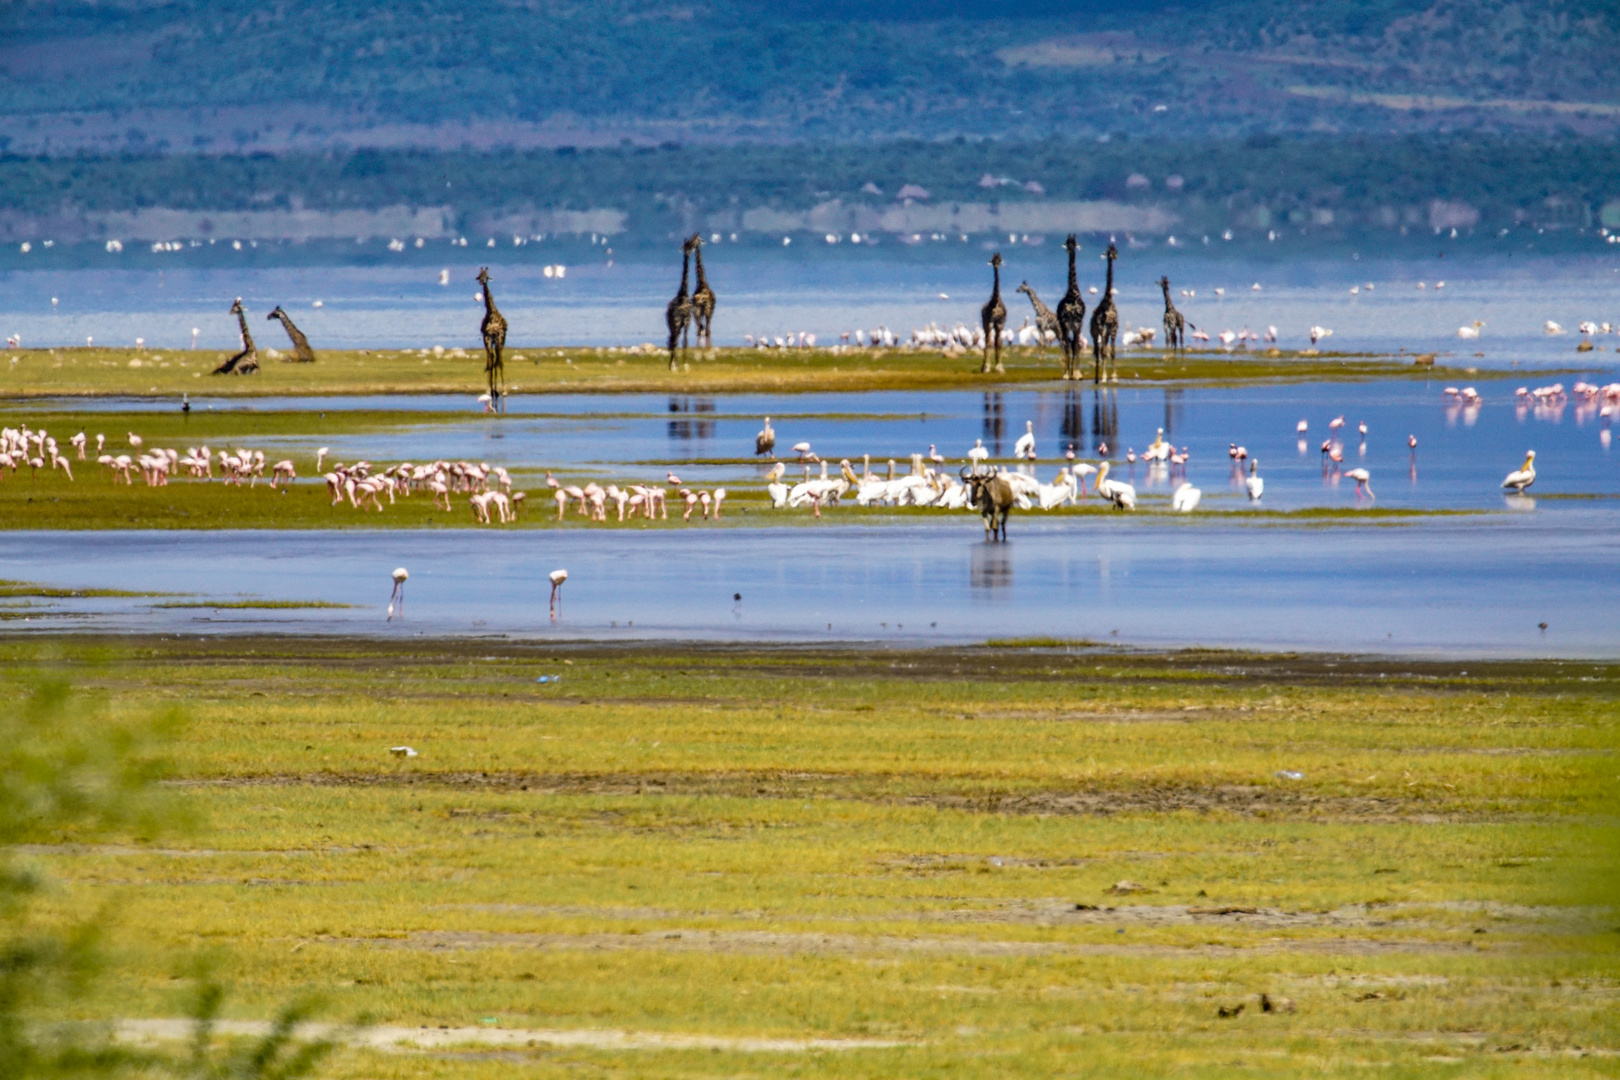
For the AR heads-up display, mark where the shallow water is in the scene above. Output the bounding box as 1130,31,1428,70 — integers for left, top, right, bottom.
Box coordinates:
3,251,1618,364
4,517,1616,657
14,376,1618,512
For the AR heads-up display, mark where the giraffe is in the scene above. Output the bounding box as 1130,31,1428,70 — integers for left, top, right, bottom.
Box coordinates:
689,233,716,349
1015,281,1059,368
266,306,316,363
1089,243,1119,383
980,252,1006,375
1158,276,1189,352
212,297,260,375
1056,234,1087,380
665,237,693,371
476,267,507,404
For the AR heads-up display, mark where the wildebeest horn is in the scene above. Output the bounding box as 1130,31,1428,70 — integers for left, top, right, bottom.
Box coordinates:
959,465,972,480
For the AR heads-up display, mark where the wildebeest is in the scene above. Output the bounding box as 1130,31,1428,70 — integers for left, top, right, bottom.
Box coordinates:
961,466,1016,541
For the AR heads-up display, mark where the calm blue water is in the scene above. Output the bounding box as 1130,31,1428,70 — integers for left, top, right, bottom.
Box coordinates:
3,517,1616,657
12,377,1617,511
3,251,1618,363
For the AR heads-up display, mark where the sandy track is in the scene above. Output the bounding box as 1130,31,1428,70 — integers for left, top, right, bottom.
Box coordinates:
115,1018,904,1053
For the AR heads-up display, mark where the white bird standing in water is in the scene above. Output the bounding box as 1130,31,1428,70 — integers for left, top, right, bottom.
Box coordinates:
1345,467,1374,499
1013,421,1036,460
549,568,568,621
1246,459,1264,501
1171,482,1201,512
388,566,408,620
1501,450,1536,491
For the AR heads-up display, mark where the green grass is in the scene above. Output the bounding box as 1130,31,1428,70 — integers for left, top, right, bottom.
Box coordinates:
1,345,1455,398
151,600,354,609
8,637,1617,1079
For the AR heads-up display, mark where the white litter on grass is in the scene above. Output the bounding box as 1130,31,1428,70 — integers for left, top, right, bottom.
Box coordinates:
115,1019,906,1054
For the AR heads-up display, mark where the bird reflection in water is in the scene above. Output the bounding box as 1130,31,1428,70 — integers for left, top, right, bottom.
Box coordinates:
971,544,1013,593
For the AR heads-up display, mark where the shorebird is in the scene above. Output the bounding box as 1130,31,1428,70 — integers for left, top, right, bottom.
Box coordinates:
388,567,408,620
549,568,568,620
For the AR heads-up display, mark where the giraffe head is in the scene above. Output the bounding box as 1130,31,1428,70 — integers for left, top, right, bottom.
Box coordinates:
1105,243,1118,261
230,297,244,315
266,306,284,321
1158,276,1170,290
476,267,491,287
688,232,703,251
1016,281,1032,296
1064,234,1078,254
989,252,1002,269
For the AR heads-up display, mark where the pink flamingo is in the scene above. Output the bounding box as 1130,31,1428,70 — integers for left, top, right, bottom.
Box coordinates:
549,569,567,621
388,567,408,620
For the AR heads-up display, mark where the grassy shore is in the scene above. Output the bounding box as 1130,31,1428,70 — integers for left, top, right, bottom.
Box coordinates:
1,344,1455,398
10,637,1617,1079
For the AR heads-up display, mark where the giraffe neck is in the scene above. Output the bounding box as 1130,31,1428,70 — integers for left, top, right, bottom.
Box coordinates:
236,311,255,350
678,252,691,297
1067,248,1078,292
991,264,1001,303
482,282,497,318
1161,282,1172,310
1103,256,1115,303
693,246,708,290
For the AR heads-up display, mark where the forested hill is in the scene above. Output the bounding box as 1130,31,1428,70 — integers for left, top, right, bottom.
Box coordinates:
2,0,1618,154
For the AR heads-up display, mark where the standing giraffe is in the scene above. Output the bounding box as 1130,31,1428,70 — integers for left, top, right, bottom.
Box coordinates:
1015,282,1059,365
1090,243,1119,383
666,237,693,371
1056,235,1087,380
212,298,260,375
980,252,1007,375
266,306,317,363
476,267,507,405
689,233,716,349
1158,276,1189,352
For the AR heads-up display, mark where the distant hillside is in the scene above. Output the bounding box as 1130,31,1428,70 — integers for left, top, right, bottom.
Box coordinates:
3,136,1617,249
1,0,1617,154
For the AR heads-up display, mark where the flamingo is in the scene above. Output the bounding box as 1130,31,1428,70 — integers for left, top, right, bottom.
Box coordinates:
1329,416,1345,431
792,442,814,462
315,447,329,472
128,432,142,449
477,392,495,413
1501,450,1536,491
1345,467,1374,499
1171,482,1201,512
1245,459,1263,501
1408,435,1418,449
1070,462,1098,495
667,471,682,486
712,487,726,518
388,567,408,620
928,444,945,466
1296,419,1308,434
549,569,567,621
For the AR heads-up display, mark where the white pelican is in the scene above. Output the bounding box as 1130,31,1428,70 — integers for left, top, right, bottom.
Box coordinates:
1544,321,1565,335
1345,467,1373,498
388,567,408,620
549,568,568,621
1094,461,1136,510
767,480,790,508
755,417,776,457
1457,321,1483,339
1245,459,1263,501
1171,482,1201,512
1013,421,1036,460
967,439,990,471
1501,450,1536,491
1309,326,1333,346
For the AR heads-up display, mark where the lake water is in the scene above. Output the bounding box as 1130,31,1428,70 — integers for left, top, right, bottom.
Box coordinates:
3,250,1618,656
4,516,1616,657
3,250,1618,364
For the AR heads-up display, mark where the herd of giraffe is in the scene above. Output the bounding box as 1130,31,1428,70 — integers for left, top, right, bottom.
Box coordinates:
205,237,1189,398
987,237,1193,383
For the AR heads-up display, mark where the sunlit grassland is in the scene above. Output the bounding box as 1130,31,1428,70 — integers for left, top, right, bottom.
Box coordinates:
10,638,1618,1078
1,345,1452,398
